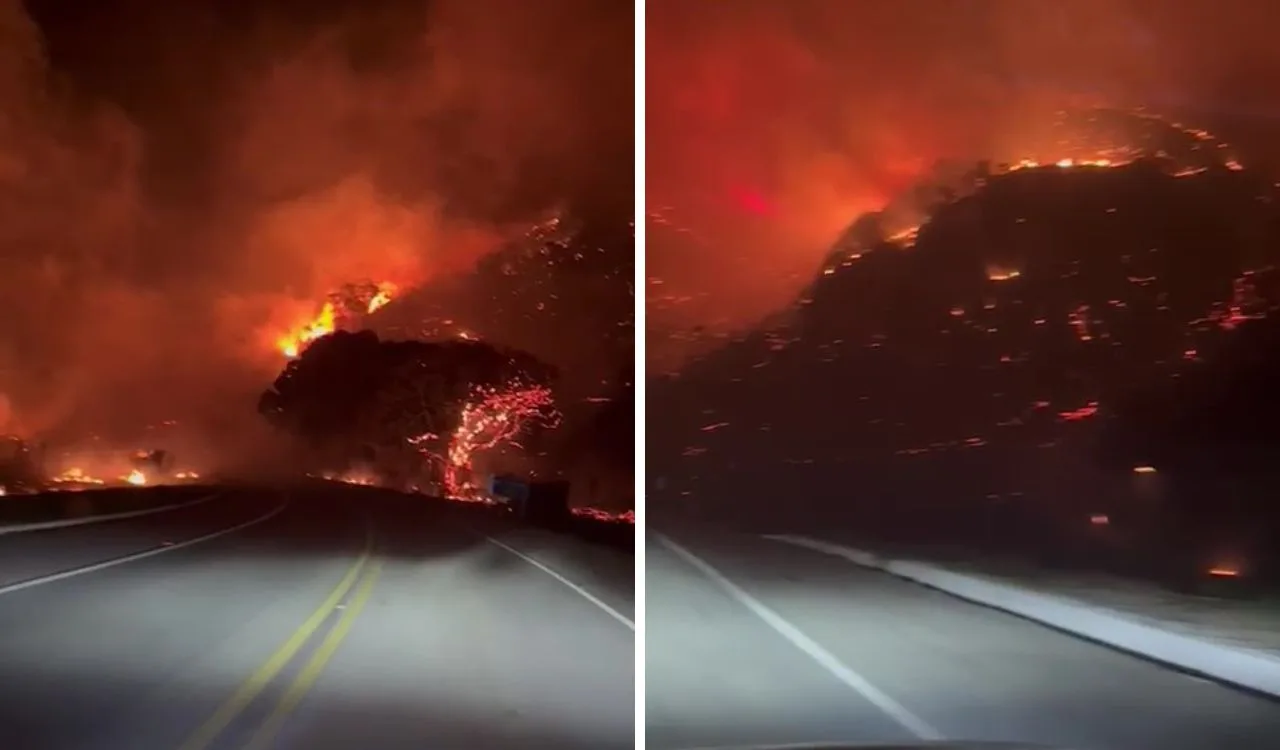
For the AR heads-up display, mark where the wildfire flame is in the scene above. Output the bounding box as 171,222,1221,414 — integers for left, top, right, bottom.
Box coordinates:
53,467,105,486
859,111,1249,258
277,281,398,359
125,469,146,486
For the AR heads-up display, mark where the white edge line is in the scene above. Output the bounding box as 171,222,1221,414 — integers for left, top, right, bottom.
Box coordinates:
765,534,1280,697
0,499,290,597
486,536,635,630
655,533,943,741
0,490,221,536
667,743,940,750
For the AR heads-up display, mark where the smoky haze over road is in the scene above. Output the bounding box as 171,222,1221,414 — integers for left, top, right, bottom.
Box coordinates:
646,530,1280,750
0,486,634,749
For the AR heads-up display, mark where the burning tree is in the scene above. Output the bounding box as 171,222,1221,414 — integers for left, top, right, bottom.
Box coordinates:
258,330,559,497
276,281,397,359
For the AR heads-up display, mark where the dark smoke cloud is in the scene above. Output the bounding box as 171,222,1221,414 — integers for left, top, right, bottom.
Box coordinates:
0,0,630,469
647,0,1280,366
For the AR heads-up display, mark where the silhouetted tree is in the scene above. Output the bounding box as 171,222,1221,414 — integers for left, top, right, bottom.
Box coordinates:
259,331,557,477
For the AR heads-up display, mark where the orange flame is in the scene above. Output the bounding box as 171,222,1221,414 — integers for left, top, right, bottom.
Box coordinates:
277,281,397,359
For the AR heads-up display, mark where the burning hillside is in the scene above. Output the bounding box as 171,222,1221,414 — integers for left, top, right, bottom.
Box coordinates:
650,115,1280,524
371,213,633,382
647,0,1280,377
648,107,1258,371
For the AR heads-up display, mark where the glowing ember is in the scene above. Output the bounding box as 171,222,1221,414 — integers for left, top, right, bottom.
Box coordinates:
411,383,560,500
986,266,1021,282
1058,402,1099,422
572,507,635,524
886,226,921,248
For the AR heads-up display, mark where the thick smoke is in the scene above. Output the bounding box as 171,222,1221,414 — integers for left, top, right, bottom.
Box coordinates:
647,0,1280,366
0,0,629,469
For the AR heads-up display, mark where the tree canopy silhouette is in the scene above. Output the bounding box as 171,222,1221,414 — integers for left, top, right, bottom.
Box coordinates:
258,330,558,476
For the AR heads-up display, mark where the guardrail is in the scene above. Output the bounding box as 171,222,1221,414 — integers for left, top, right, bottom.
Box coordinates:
0,485,219,533
767,534,1280,699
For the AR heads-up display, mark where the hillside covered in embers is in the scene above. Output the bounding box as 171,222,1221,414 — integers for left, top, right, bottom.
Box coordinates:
650,116,1280,542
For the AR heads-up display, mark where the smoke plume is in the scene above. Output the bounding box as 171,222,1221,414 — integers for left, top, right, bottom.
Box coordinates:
0,0,630,469
647,0,1280,367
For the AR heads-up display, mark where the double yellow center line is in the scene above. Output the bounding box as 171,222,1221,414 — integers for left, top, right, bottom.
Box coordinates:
179,540,382,750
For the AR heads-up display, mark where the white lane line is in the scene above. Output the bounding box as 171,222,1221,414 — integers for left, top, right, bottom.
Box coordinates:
670,742,904,750
0,500,289,597
0,491,222,536
656,534,943,741
486,537,635,630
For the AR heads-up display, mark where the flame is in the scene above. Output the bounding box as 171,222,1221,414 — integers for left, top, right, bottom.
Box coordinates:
277,281,398,359
53,467,105,485
125,469,146,486
366,285,394,313
1008,157,1118,172
277,302,336,359
862,114,1248,264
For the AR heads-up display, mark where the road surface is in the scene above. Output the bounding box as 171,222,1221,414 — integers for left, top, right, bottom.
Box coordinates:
0,486,634,750
647,529,1280,750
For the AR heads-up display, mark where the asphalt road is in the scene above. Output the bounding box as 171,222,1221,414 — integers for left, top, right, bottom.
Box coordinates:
0,486,634,750
647,529,1280,750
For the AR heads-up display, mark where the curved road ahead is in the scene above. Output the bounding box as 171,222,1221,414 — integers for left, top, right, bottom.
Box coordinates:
0,486,634,750
647,529,1280,750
